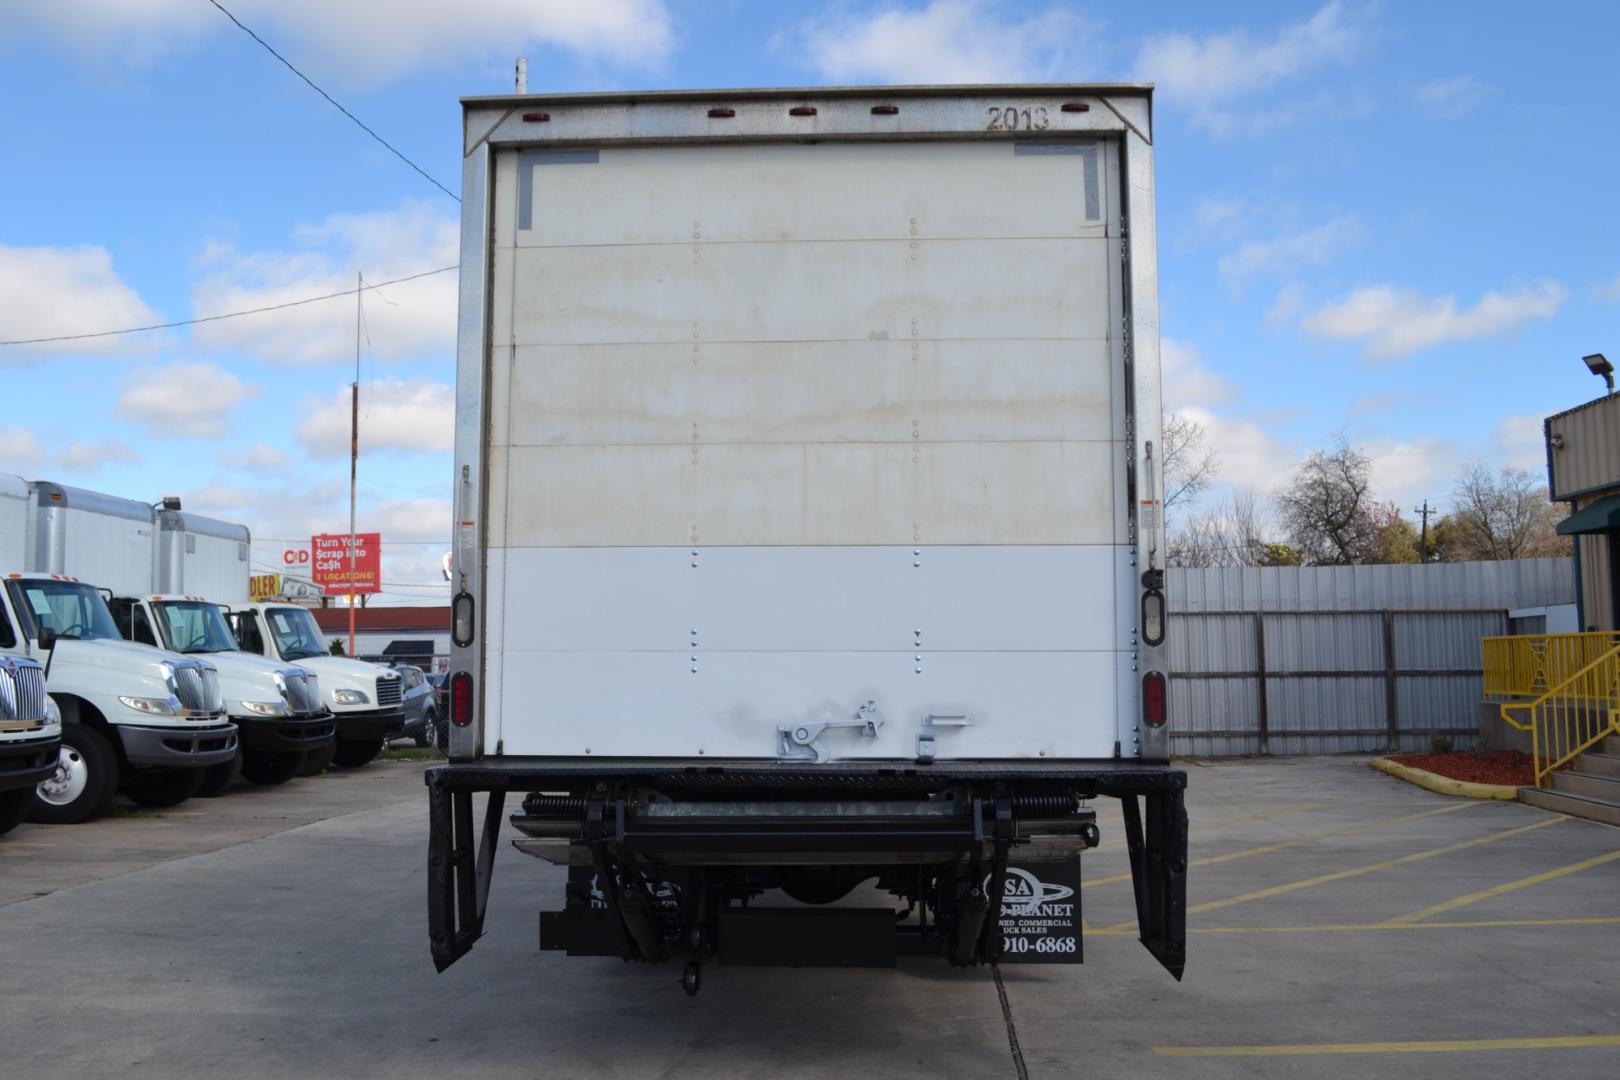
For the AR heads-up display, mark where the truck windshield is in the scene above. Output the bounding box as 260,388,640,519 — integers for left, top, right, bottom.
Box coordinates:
4,580,124,642
267,607,329,660
154,602,239,654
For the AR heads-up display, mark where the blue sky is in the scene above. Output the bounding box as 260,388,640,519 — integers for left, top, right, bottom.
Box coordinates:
2,0,1617,601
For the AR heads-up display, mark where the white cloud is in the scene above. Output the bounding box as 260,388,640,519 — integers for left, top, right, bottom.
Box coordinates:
798,0,1096,83
0,244,160,358
1416,75,1491,119
1175,406,1296,494
219,442,294,473
1218,218,1359,294
0,427,46,473
1300,282,1567,361
1491,414,1550,475
115,361,261,437
1160,338,1237,411
1266,282,1307,328
1362,435,1460,511
55,439,140,473
297,377,454,459
190,199,457,367
5,0,672,80
1592,272,1620,304
1133,2,1366,132
369,498,452,545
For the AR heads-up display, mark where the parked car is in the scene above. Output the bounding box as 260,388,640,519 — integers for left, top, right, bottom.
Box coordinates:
393,664,442,750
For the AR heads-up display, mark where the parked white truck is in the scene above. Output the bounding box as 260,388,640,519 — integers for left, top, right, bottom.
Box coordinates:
105,508,336,791
1,480,234,821
428,85,1186,990
228,603,404,768
0,478,60,837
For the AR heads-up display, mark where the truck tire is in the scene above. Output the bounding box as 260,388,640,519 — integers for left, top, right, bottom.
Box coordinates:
29,725,119,825
122,768,204,809
301,740,336,776
241,749,307,786
194,751,242,798
331,738,383,768
0,789,31,837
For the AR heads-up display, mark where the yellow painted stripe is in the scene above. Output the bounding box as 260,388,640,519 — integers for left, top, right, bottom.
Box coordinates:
1383,847,1620,925
1155,1034,1620,1057
1097,815,1563,931
1087,915,1620,937
1084,800,1481,889
1090,802,1323,854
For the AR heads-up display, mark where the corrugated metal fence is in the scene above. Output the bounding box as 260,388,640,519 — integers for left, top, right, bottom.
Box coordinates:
1168,560,1575,756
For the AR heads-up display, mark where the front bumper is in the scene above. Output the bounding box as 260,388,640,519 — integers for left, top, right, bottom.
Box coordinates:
234,711,336,754
0,733,61,792
333,707,405,743
116,722,239,768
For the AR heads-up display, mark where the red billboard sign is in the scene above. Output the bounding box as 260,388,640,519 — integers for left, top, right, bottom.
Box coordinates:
311,533,381,596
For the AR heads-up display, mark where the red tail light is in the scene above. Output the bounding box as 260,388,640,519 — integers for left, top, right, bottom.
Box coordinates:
789,106,817,116
1143,672,1167,728
450,672,474,727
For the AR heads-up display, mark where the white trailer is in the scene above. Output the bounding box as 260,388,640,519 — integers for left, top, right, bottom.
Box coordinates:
430,85,1186,987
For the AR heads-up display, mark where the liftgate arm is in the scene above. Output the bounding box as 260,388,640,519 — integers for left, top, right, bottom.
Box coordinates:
1120,787,1187,980
428,782,506,972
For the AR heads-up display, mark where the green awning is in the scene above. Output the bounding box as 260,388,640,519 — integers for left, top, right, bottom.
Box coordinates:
1557,493,1620,535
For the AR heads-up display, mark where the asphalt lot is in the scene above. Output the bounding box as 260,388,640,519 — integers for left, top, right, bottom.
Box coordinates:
2,755,1618,1079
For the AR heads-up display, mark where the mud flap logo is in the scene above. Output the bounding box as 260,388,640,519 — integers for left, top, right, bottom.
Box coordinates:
993,860,1083,964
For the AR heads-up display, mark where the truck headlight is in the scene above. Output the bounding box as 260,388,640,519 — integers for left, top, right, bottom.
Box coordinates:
332,689,370,705
241,700,290,717
120,696,179,716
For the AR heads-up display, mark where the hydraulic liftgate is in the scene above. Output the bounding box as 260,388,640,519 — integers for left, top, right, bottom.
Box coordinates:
426,760,1187,979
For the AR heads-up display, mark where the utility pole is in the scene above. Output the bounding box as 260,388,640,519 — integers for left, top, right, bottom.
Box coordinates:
349,271,361,657
1412,499,1434,562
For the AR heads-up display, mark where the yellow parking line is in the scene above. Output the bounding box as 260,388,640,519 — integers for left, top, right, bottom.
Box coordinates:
1382,848,1620,925
1155,1033,1620,1057
1084,800,1481,889
1091,802,1324,853
1088,915,1620,937
1097,815,1563,931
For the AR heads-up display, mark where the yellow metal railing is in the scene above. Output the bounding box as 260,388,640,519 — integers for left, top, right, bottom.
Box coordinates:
1499,642,1620,787
1482,631,1620,699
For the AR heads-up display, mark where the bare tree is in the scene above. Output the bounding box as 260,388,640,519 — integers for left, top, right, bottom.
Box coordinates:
1274,436,1381,565
1449,463,1570,560
1167,488,1273,568
1162,412,1219,512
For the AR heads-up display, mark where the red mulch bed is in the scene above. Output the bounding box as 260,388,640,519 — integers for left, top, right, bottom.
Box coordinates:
1387,750,1535,787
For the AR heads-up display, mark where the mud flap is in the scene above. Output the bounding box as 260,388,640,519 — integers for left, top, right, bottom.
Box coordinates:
1120,787,1187,980
993,857,1083,963
428,784,505,972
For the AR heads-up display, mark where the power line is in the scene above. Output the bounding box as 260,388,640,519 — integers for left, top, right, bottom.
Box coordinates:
205,0,459,203
0,265,456,347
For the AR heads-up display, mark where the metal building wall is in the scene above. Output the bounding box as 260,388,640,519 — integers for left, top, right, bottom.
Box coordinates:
1166,559,1574,756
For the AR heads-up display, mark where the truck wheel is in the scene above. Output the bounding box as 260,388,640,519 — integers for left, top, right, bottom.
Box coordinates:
0,789,31,837
122,768,204,809
30,725,119,825
301,741,336,776
194,751,242,798
331,738,383,768
241,749,307,786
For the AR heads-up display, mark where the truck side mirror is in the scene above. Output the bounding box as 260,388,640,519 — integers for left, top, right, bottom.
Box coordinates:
36,627,57,651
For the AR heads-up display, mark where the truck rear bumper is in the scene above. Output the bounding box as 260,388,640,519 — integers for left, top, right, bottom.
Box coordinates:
425,759,1186,979
234,712,336,754
0,734,61,792
333,708,404,743
117,723,239,768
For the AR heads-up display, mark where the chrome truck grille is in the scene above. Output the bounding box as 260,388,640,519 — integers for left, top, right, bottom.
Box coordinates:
0,659,49,726
285,671,321,715
173,663,223,714
376,674,402,709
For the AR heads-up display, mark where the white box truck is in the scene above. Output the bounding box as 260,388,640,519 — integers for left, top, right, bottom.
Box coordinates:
104,508,337,791
429,85,1186,989
0,477,60,837
1,480,234,821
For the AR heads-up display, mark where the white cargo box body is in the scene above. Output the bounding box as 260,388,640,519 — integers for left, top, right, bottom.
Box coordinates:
454,86,1167,763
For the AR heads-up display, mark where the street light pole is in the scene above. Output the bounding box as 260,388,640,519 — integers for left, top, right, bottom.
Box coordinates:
349,271,361,658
